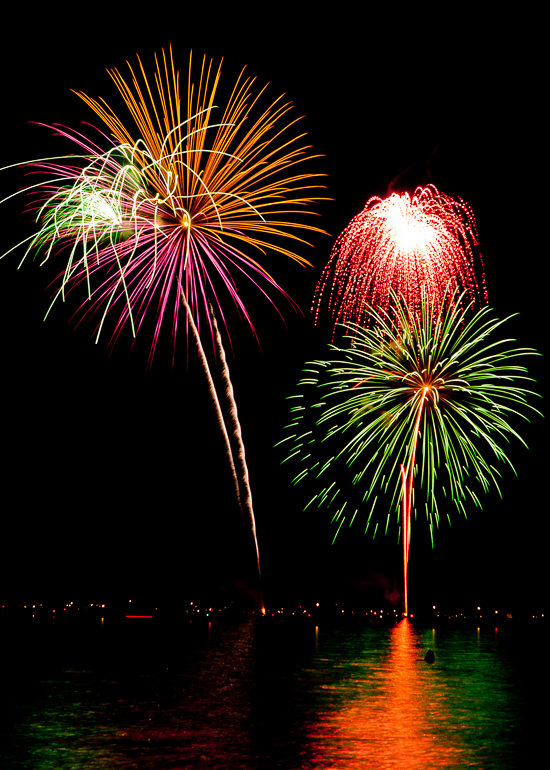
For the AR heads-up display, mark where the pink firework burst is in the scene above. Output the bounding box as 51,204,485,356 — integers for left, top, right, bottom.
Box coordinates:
313,184,487,329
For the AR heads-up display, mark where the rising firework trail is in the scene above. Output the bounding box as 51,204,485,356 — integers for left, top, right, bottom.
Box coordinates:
1,47,327,599
313,185,487,332
282,289,541,613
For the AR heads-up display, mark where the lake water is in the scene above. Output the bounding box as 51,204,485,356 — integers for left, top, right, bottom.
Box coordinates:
1,617,543,768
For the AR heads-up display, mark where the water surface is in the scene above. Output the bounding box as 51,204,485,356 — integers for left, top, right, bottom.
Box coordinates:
1,618,542,768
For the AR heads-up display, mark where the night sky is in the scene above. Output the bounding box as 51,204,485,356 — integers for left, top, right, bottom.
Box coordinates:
0,9,545,614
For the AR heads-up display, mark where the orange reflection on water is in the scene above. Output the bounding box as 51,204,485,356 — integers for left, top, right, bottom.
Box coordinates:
309,620,465,769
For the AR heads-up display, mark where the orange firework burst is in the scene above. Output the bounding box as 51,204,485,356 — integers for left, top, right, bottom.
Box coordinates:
313,184,487,329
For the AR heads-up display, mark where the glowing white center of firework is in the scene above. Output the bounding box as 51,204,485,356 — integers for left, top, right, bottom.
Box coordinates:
83,192,121,225
383,197,437,256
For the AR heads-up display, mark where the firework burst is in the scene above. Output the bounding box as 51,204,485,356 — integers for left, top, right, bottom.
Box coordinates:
313,185,487,332
283,289,540,612
1,48,328,607
2,47,326,362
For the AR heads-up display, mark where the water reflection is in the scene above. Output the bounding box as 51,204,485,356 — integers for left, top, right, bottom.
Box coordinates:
2,618,531,769
6,621,262,769
308,619,519,769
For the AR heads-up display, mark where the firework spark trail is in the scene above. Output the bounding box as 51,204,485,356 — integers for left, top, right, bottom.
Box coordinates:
282,289,541,610
313,185,487,332
179,284,243,512
208,299,262,592
401,388,427,616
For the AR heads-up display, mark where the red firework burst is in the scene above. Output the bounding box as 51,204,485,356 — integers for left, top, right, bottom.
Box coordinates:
313,184,487,328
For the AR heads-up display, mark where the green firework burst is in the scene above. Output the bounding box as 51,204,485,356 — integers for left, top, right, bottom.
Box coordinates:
281,290,542,547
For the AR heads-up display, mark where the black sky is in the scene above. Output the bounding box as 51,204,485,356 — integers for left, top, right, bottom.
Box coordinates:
0,8,545,612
